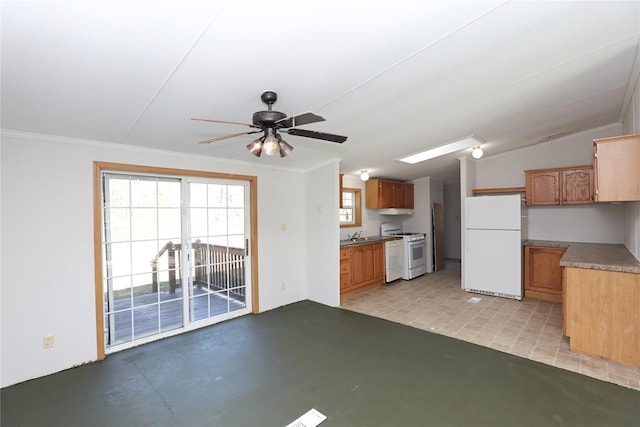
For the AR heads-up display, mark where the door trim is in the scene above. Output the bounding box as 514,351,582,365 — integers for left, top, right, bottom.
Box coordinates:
93,161,259,360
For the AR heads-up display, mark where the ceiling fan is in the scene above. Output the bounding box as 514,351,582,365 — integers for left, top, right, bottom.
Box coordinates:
192,91,347,158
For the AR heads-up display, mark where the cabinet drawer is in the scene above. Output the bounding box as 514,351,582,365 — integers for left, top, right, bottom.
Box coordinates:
340,260,351,274
340,273,351,289
340,248,350,261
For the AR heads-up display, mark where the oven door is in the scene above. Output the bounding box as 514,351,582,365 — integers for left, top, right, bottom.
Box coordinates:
407,239,426,270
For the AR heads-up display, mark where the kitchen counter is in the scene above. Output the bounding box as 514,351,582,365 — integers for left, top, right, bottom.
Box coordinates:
339,235,401,247
523,240,640,274
525,239,640,367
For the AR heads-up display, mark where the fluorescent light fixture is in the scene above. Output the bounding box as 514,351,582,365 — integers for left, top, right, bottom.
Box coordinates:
398,136,484,164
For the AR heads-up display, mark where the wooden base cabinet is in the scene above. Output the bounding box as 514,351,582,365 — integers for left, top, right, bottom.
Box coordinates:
524,245,566,303
340,242,385,300
564,267,640,367
340,247,351,290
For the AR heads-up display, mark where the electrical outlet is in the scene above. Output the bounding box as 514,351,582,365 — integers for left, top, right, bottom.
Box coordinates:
43,335,54,349
280,223,287,231
280,282,286,291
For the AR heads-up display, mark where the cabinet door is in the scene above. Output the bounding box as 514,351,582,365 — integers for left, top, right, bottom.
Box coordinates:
373,243,384,280
379,181,394,208
351,245,375,285
360,244,375,282
404,184,414,209
392,183,405,207
594,135,640,202
526,170,560,205
524,246,565,302
562,168,593,204
350,246,364,285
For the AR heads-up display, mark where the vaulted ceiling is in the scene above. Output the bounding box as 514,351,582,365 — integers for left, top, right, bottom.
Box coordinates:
2,1,639,183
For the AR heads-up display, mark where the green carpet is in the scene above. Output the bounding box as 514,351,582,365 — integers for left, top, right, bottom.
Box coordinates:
2,300,639,426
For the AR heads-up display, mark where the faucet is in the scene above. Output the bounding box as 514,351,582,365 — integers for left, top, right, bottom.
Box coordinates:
348,231,361,240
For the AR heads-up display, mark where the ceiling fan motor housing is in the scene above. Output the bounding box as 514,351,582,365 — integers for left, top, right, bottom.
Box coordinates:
252,110,286,126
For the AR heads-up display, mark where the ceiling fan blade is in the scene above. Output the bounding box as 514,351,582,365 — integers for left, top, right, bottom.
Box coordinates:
192,117,260,129
197,130,261,144
285,128,347,143
276,112,325,128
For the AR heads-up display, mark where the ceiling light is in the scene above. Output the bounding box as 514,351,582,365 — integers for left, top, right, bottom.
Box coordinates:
247,137,263,157
472,146,484,159
398,136,484,164
360,170,370,181
263,131,280,157
277,135,293,158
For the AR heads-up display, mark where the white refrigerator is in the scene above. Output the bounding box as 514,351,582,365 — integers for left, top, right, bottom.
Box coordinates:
464,194,526,300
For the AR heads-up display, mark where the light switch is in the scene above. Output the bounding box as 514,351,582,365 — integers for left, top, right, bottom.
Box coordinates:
280,223,287,231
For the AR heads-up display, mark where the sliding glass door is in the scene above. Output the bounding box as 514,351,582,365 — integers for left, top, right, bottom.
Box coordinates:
101,172,251,352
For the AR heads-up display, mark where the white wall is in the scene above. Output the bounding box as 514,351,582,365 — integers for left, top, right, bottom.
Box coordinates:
475,124,625,244
340,174,380,239
401,177,442,273
401,177,430,234
443,183,461,259
252,167,308,312
0,134,327,387
306,161,340,307
621,62,640,259
459,156,476,289
475,124,621,188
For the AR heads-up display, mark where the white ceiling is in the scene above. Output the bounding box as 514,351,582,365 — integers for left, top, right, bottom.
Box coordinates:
2,1,639,183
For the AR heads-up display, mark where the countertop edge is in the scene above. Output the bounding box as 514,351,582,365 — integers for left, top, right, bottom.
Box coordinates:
523,240,640,274
340,236,402,247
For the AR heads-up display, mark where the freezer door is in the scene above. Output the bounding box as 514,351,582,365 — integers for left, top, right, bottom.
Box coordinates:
466,194,521,230
464,229,522,299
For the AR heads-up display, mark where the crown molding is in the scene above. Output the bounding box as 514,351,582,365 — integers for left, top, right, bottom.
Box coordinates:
0,129,319,173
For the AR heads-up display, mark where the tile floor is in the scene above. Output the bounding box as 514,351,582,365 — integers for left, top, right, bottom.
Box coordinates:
341,261,640,391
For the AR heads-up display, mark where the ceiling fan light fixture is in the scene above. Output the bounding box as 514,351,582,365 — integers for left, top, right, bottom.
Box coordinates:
360,170,370,181
263,129,280,156
195,92,347,158
472,145,484,159
277,136,293,158
247,137,263,157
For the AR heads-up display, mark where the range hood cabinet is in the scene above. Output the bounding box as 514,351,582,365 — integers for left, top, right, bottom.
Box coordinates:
377,208,413,215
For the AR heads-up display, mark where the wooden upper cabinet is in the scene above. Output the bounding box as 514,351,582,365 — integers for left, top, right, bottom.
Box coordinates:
392,183,405,208
525,166,593,206
594,134,640,202
378,180,394,208
562,168,593,204
526,170,560,205
366,179,414,209
404,184,414,209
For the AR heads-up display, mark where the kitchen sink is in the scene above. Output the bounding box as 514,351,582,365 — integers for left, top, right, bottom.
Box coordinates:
340,236,385,246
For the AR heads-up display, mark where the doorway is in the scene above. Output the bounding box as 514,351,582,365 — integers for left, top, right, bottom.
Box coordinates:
94,162,258,358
